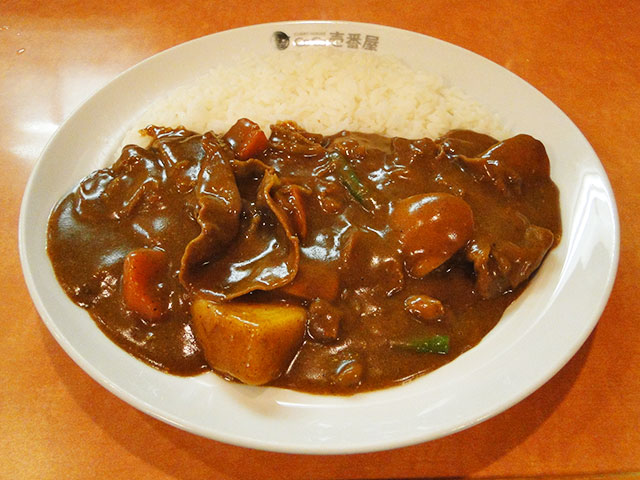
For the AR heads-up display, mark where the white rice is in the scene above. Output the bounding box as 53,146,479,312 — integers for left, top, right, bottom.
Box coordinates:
122,48,507,146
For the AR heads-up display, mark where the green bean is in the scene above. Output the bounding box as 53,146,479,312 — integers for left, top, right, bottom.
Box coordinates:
391,334,450,355
328,151,369,205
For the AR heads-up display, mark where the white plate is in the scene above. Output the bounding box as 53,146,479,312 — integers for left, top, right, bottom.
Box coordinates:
19,21,619,454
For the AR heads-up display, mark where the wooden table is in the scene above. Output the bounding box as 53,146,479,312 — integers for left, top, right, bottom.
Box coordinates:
2,1,639,478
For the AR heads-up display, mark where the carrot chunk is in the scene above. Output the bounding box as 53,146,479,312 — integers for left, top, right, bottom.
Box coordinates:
273,184,310,240
223,118,269,160
280,258,340,301
122,248,168,322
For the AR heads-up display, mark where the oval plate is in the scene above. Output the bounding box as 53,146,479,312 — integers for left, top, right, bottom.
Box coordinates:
19,21,619,454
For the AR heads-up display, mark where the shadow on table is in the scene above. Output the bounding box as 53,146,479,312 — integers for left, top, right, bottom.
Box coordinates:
43,319,595,479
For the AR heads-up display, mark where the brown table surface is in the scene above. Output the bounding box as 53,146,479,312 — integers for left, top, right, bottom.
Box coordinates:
2,1,639,478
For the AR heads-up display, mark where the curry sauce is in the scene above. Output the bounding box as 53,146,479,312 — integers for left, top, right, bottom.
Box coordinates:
47,120,561,394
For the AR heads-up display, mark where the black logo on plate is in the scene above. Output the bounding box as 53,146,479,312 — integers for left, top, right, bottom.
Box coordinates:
273,31,290,50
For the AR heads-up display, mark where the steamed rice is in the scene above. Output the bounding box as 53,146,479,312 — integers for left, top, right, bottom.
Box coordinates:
122,48,507,146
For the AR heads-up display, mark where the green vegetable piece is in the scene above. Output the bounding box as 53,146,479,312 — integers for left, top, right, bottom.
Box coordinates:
328,151,369,205
391,334,450,355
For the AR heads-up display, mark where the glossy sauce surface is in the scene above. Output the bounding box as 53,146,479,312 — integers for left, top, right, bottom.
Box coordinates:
47,122,561,394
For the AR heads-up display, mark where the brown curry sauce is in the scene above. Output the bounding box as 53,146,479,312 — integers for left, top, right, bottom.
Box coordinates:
47,120,561,394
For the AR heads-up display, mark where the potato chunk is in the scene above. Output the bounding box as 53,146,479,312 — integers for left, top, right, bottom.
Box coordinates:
191,299,306,385
390,193,474,277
